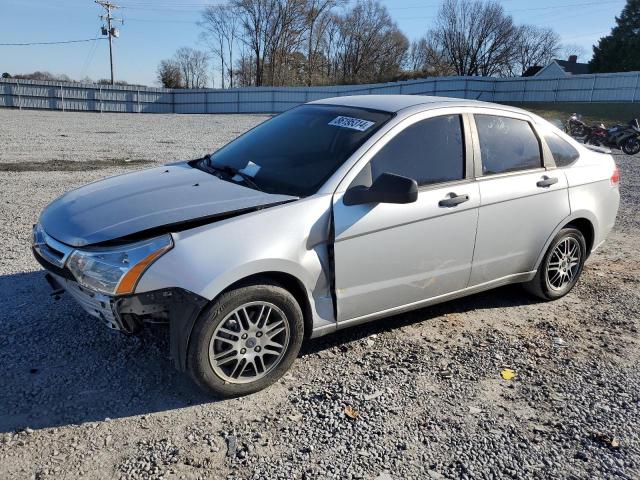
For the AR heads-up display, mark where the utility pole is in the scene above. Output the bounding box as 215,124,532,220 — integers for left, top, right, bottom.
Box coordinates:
95,1,122,85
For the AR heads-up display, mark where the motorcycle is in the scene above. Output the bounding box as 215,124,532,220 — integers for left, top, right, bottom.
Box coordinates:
585,119,640,156
565,113,589,137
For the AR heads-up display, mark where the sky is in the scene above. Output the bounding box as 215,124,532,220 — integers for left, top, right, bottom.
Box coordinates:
0,0,627,87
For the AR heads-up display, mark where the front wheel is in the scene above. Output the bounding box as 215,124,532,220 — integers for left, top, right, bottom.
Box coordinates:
187,283,304,398
524,228,587,300
622,137,640,155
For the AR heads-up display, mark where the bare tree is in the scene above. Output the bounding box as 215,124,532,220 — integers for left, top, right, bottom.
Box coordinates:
264,0,309,86
157,59,183,88
407,39,429,72
334,1,408,84
511,25,561,76
406,37,456,76
221,0,558,86
429,0,519,76
173,47,210,88
233,46,257,86
232,0,279,86
200,5,240,88
561,43,586,62
304,0,338,85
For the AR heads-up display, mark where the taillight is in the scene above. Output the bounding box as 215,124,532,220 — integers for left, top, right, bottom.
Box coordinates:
611,166,620,186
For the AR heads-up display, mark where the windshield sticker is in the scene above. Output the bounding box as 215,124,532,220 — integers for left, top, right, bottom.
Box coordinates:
239,161,260,177
328,116,375,132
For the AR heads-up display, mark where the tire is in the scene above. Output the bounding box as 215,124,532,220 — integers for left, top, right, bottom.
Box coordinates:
622,137,640,156
187,282,304,398
584,135,600,146
570,125,585,137
524,227,587,301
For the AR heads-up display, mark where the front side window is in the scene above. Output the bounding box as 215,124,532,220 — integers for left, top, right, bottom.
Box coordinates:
544,132,580,167
359,115,465,187
475,115,542,175
198,104,393,197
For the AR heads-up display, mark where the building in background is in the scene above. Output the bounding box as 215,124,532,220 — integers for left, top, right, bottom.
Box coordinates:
523,56,590,77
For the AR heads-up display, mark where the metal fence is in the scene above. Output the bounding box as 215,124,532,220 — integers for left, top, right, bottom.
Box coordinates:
1,71,639,114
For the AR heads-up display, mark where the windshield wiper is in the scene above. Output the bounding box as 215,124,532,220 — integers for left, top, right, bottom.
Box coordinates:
200,155,262,192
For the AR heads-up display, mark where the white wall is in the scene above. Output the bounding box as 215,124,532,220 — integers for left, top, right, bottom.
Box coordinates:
535,62,568,78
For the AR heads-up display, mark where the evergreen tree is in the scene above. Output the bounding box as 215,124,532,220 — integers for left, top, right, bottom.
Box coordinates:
590,0,640,72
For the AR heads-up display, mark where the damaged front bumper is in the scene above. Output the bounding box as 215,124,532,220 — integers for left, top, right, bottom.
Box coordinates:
43,271,208,371
33,227,210,370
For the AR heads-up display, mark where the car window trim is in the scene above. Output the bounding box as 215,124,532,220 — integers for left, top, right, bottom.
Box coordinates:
474,166,546,182
417,177,477,192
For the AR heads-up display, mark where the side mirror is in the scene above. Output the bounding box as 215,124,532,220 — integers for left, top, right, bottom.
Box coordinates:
343,172,418,206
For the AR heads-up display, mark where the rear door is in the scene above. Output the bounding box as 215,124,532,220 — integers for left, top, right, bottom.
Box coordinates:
469,112,570,285
332,113,480,322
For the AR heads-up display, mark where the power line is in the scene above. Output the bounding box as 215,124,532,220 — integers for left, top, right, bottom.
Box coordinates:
80,38,101,79
394,0,622,20
0,38,106,46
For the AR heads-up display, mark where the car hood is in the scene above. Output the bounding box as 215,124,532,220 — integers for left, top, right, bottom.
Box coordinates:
40,161,297,247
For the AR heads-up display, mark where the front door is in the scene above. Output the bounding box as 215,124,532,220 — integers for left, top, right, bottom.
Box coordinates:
332,114,480,322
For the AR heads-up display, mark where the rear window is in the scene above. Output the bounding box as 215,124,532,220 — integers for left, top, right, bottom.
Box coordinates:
475,115,542,175
544,132,580,167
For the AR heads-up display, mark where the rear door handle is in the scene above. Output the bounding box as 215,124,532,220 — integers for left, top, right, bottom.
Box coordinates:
537,176,558,188
438,193,469,207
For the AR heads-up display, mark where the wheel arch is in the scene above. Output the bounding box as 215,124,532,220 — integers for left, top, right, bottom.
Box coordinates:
533,212,598,271
172,268,315,372
217,271,314,340
564,217,595,256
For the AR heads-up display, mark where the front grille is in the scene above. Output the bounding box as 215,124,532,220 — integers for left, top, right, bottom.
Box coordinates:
33,246,75,280
32,224,75,279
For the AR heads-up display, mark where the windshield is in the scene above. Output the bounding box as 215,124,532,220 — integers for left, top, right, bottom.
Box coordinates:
198,104,393,197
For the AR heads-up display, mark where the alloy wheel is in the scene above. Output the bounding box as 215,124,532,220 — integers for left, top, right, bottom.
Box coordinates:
208,301,290,384
546,237,581,291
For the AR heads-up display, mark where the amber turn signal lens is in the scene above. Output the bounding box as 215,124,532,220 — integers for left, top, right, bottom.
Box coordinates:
115,245,172,295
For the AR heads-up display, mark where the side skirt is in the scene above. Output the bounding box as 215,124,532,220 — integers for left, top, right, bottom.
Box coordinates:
309,270,536,338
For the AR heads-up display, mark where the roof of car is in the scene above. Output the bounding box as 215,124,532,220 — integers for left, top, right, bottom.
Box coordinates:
308,94,483,113
309,94,535,119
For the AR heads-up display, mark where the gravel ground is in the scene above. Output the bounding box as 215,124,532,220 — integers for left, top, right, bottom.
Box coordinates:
0,109,638,480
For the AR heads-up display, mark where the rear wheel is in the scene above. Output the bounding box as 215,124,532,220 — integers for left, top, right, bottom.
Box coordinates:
622,137,640,155
524,228,587,300
570,124,585,137
187,283,304,398
584,135,601,146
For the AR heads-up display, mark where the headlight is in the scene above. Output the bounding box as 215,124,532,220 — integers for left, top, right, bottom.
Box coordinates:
66,234,173,296
33,223,45,246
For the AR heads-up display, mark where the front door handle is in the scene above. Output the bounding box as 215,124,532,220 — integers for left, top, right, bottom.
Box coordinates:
438,193,469,207
537,176,558,188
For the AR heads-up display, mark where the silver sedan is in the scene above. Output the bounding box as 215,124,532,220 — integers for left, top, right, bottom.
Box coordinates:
33,95,620,397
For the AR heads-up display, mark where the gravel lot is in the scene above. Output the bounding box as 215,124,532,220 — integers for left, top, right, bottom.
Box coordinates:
0,109,638,480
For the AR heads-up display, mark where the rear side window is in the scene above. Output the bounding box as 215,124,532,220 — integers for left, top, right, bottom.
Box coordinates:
475,115,542,175
544,132,580,167
367,115,465,186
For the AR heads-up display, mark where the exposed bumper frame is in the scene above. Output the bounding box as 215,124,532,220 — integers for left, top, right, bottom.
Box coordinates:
43,272,208,371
